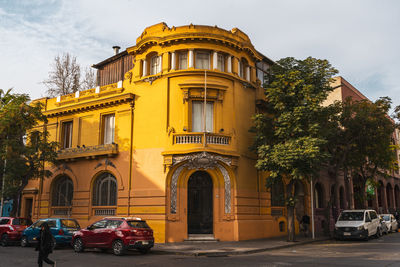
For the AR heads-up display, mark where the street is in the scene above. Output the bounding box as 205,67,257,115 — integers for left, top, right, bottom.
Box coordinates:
1,233,400,267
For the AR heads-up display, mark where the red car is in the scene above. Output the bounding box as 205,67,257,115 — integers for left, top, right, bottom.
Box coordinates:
0,217,32,246
72,217,154,256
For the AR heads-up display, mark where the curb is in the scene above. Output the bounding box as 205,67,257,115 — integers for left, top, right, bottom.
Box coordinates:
152,237,331,257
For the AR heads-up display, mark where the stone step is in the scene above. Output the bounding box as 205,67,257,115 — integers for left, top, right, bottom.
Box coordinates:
184,234,219,242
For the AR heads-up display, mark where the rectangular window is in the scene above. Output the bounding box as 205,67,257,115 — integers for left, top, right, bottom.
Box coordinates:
178,52,187,70
61,121,73,149
150,55,161,75
217,54,225,72
195,52,210,69
192,101,213,132
103,114,115,144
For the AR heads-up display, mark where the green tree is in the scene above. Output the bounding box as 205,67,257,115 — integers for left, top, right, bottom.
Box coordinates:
339,97,397,208
0,89,58,216
253,57,338,241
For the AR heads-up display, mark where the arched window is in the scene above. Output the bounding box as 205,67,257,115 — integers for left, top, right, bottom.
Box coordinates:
271,178,285,207
93,173,117,206
339,186,345,209
314,183,324,209
52,176,73,206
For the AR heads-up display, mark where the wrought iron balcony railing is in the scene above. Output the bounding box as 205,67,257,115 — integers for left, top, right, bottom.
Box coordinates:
57,143,118,160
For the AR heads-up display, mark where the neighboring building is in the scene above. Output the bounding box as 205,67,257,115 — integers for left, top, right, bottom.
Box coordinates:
21,23,400,243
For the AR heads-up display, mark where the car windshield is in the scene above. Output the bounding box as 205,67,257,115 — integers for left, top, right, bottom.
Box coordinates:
0,218,10,225
12,218,32,226
61,219,79,229
338,212,364,221
127,220,150,229
382,215,390,221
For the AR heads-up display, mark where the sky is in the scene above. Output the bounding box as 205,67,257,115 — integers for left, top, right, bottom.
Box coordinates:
1,0,400,108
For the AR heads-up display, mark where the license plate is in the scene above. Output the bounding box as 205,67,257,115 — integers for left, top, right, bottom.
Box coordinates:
142,241,148,245
344,232,351,236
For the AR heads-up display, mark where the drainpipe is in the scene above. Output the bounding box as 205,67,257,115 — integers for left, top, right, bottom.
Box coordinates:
128,101,134,216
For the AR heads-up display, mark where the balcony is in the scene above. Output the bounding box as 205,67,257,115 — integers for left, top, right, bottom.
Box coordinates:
174,133,231,145
57,143,118,160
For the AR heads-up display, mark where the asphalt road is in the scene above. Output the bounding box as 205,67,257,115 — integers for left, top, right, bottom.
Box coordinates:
1,233,400,267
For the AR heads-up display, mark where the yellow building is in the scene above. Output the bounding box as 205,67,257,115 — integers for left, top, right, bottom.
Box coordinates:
22,23,290,243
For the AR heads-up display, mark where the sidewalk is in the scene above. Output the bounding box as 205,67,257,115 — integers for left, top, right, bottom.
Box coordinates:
153,234,331,256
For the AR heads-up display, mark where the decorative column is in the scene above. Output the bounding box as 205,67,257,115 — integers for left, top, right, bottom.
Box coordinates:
188,50,194,68
171,52,176,70
237,60,241,77
213,51,218,70
227,56,232,73
142,59,148,77
246,66,250,81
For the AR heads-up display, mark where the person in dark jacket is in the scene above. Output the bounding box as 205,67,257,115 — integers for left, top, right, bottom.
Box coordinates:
36,222,56,267
300,214,310,237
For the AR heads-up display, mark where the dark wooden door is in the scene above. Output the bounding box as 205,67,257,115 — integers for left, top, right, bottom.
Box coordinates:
188,171,213,234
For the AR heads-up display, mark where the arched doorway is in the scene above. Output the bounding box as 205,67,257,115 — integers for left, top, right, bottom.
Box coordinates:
378,180,384,212
395,185,400,209
188,171,213,234
387,183,393,212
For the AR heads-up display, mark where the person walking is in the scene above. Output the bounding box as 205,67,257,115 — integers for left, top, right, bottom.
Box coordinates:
36,222,56,267
300,214,310,237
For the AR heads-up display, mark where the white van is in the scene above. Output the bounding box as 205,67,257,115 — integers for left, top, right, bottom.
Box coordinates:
334,210,380,240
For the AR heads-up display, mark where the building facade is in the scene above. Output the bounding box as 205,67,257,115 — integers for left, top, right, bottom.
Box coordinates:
21,23,400,243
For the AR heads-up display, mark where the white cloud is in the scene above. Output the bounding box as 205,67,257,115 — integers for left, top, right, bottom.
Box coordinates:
1,0,400,105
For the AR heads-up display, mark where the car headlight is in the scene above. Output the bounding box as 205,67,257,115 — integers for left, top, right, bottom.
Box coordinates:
357,226,364,231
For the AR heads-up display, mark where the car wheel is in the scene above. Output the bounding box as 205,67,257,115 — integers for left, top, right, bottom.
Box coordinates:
20,236,29,247
138,248,150,254
1,234,8,247
112,240,126,256
73,238,85,253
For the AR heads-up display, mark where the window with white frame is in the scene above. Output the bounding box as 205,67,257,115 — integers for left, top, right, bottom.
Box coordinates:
238,61,243,78
61,121,73,149
178,52,187,70
150,55,161,75
93,173,117,206
52,176,73,206
195,52,210,69
191,101,213,132
102,114,115,145
217,54,225,72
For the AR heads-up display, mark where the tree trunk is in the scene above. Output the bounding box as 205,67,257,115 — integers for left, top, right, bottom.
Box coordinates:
287,205,296,242
9,178,29,217
286,180,296,242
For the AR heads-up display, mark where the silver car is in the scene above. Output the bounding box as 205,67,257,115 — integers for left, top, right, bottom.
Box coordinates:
379,214,398,233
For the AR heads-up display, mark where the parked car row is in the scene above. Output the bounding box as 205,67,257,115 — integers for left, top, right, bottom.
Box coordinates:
0,216,154,256
334,209,398,241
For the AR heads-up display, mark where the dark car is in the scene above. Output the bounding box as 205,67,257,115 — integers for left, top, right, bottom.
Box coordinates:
21,218,80,247
72,217,154,256
0,217,32,246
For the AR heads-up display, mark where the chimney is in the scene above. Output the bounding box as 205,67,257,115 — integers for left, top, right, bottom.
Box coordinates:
112,46,121,55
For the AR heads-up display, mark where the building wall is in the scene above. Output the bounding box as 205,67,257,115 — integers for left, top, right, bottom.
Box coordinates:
22,23,400,244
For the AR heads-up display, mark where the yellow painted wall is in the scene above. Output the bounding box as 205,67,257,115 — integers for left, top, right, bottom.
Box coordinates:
24,23,292,243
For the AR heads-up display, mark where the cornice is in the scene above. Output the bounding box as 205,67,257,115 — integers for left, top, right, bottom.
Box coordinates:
44,93,135,117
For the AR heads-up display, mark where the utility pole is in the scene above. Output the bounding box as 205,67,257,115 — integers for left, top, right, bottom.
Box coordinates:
0,139,7,217
311,177,315,239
